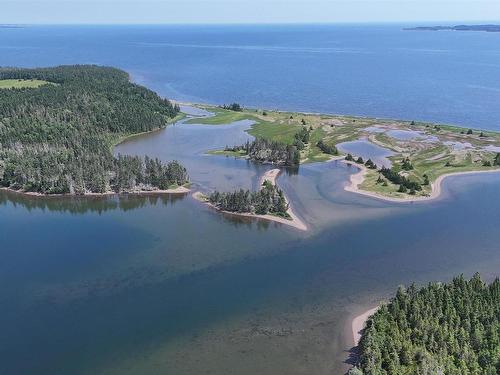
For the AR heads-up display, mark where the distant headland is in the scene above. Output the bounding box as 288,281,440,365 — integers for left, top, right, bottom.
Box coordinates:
405,24,500,32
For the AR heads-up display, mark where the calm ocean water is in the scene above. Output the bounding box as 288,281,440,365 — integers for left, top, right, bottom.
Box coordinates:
1,24,500,129
1,25,500,375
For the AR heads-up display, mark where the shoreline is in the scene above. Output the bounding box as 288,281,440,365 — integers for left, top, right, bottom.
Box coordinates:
351,306,379,347
193,169,308,231
0,185,190,198
342,160,500,203
2,117,190,199
112,112,186,149
182,102,481,132
181,102,500,203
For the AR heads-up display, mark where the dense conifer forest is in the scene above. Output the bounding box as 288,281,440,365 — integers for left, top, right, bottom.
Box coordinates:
221,102,243,111
0,65,188,194
316,139,338,155
225,138,300,166
379,166,422,194
208,180,289,217
350,274,500,375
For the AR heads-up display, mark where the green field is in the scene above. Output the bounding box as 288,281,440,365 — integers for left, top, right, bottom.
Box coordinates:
189,106,340,162
185,107,259,125
0,79,54,89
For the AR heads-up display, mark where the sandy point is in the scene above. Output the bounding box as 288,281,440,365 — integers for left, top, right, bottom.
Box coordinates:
352,306,379,346
260,168,281,186
342,160,500,203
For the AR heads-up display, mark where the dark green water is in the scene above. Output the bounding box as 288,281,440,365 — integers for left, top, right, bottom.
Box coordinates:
1,116,500,374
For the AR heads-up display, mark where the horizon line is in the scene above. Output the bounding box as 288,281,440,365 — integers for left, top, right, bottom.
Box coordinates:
2,20,500,27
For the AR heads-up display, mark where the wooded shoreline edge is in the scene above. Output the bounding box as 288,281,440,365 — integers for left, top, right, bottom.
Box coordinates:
193,169,308,231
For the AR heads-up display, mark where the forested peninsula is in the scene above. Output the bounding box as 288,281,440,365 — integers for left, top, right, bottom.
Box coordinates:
0,65,188,195
350,274,500,375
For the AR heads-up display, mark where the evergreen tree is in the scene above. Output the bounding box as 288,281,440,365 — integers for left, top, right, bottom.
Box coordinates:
356,274,500,375
0,65,187,194
209,181,289,217
422,174,430,185
316,140,338,155
401,157,414,171
365,159,377,169
494,153,500,166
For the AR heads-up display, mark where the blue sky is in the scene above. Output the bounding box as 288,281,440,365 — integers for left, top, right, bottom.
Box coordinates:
2,0,500,24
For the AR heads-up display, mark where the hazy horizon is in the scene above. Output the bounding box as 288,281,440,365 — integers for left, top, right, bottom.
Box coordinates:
2,0,500,25
3,21,500,26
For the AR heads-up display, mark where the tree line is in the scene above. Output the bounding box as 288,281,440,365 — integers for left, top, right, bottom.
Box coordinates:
345,154,423,194
226,138,300,166
221,103,243,112
317,139,339,155
208,180,289,217
346,154,377,169
379,167,422,194
113,156,188,193
350,273,499,375
0,65,188,194
293,127,310,151
484,153,500,167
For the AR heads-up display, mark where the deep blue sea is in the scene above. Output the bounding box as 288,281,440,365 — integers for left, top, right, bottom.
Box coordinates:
1,24,500,129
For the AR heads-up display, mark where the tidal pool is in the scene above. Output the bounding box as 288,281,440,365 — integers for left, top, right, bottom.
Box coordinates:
363,126,386,133
336,139,395,168
443,140,474,151
483,145,500,153
386,129,423,140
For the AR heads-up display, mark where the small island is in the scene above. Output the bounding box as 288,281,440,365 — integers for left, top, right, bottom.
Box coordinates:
190,103,500,202
349,274,499,375
405,24,500,33
0,65,189,195
194,168,307,231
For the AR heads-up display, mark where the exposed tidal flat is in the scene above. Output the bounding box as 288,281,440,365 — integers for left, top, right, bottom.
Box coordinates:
185,103,500,202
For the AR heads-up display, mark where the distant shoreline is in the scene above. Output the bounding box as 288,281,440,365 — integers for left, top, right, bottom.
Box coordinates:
405,24,500,33
193,169,308,231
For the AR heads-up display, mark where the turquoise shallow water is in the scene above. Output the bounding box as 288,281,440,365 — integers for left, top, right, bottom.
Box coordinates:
1,25,500,374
